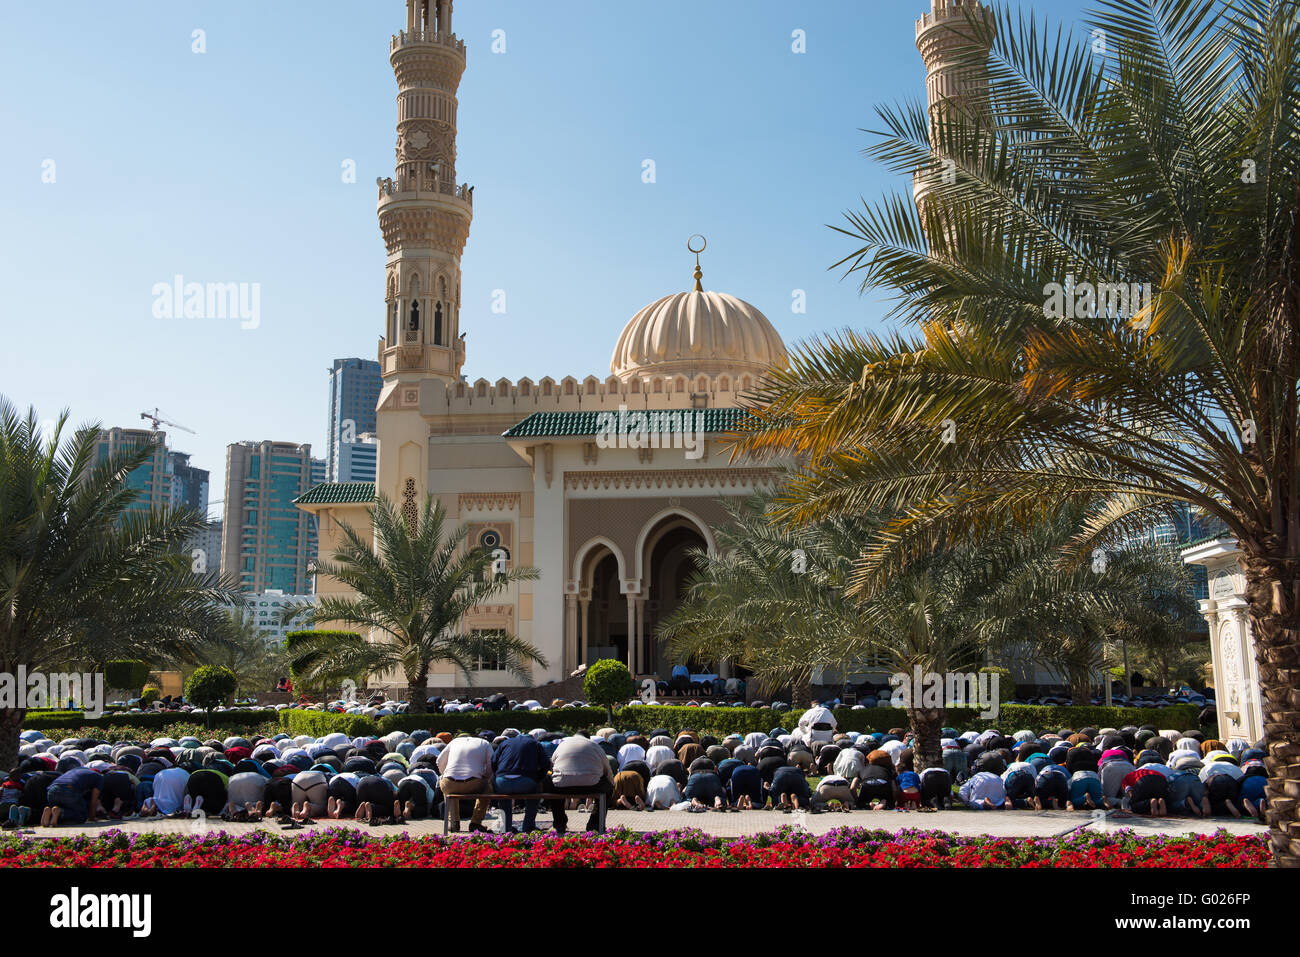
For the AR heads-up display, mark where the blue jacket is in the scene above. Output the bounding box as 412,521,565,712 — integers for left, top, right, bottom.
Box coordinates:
494,735,551,779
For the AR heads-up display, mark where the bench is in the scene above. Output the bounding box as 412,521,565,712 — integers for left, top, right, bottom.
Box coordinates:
441,791,607,836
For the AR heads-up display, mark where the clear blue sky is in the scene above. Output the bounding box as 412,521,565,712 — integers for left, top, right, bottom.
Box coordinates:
0,0,1094,513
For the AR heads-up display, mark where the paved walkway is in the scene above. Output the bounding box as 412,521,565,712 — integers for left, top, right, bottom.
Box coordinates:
10,807,1267,841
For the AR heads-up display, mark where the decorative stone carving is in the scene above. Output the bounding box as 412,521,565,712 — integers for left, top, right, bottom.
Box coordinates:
1182,537,1263,743
459,492,521,513
401,478,418,533
1220,621,1242,712
564,468,779,492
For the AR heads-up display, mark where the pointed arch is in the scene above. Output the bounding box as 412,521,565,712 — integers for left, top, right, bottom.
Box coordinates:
633,506,717,582
572,535,627,585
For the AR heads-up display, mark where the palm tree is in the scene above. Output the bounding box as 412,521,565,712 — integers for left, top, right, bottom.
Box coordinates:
735,0,1300,864
287,495,545,713
663,498,1194,768
0,399,237,767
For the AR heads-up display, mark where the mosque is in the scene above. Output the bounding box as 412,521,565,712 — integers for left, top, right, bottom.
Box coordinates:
296,0,794,693
296,0,1258,733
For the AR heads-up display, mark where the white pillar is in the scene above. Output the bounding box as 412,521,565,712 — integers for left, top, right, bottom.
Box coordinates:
579,596,590,668
626,600,636,671
564,593,578,676
1182,537,1264,743
633,598,645,674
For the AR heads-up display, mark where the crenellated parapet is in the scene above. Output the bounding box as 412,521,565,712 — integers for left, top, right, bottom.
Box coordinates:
421,370,767,417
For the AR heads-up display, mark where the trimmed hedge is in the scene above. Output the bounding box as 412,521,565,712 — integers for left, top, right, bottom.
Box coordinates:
277,710,381,739
622,704,1204,737
22,709,279,733
275,703,1203,740
277,707,609,739
20,721,283,744
376,709,608,737
17,701,1206,744
616,704,1204,737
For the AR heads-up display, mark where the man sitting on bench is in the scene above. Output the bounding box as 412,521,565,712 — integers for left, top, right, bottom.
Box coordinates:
547,734,614,834
437,733,494,833
493,731,550,833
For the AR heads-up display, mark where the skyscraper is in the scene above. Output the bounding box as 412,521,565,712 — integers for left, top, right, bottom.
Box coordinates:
189,520,222,578
221,441,318,593
336,432,378,483
168,451,209,512
325,358,381,483
88,427,173,517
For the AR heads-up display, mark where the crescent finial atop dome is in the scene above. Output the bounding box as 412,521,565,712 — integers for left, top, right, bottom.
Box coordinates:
610,238,788,381
688,234,707,292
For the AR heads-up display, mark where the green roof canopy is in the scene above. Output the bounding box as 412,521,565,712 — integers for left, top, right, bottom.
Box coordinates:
294,482,376,505
502,408,752,438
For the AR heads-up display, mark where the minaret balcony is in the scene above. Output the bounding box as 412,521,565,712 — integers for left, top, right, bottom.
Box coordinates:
376,176,473,213
917,2,993,37
390,30,466,55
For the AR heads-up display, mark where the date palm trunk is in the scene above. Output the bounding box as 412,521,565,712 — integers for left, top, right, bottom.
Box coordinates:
907,706,945,772
406,664,429,715
1069,668,1092,711
1242,555,1300,868
0,707,26,771
792,671,813,710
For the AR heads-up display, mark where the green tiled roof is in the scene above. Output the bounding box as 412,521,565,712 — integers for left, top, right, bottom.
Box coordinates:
295,482,376,505
503,408,752,439
1181,531,1233,549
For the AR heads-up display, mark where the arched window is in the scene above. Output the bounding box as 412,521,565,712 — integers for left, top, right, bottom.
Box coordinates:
434,302,443,345
408,300,420,332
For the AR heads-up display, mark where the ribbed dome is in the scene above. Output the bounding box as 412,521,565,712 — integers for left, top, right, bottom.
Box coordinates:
610,289,788,381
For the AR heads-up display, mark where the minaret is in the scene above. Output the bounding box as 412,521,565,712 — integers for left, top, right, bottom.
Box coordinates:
377,0,472,385
374,0,472,524
913,0,993,223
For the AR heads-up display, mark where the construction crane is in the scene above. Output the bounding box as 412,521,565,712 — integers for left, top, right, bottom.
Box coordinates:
140,408,196,435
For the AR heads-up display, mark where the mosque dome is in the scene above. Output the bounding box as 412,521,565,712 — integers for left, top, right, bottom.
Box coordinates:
610,242,788,381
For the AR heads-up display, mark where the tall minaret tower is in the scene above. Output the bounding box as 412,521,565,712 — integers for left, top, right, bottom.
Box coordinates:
374,0,472,520
378,0,472,385
913,0,993,224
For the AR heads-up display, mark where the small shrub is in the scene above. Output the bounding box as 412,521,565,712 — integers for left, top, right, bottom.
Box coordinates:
104,660,153,693
584,659,635,719
139,685,162,708
183,666,238,721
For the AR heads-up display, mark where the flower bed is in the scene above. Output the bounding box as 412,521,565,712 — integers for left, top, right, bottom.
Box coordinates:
0,826,1267,868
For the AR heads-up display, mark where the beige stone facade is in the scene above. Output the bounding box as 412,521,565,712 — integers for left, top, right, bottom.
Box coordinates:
297,1,790,693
